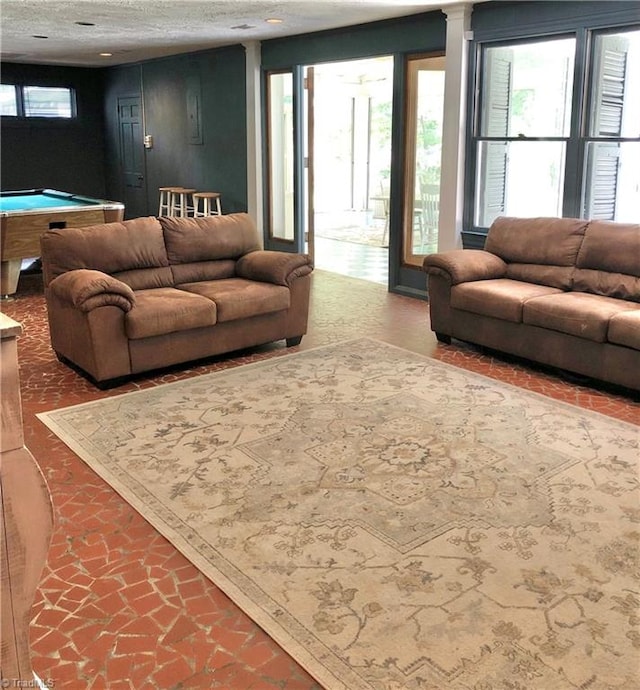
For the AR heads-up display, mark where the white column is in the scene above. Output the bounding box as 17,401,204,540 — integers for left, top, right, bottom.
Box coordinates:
439,4,473,250
243,41,263,239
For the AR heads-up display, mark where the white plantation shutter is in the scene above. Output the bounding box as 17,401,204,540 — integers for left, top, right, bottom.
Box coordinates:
479,48,513,226
585,143,621,219
585,34,629,220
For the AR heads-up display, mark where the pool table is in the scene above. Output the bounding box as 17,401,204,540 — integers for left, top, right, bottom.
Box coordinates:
0,188,125,297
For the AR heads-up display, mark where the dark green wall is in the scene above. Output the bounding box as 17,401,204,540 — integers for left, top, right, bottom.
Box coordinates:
3,2,635,230
1,11,447,224
1,63,107,197
260,9,447,295
472,1,640,37
103,44,248,216
261,11,446,68
103,63,142,214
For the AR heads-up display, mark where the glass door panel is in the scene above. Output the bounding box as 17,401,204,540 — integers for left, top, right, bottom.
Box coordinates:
306,57,393,285
267,71,295,242
403,55,445,267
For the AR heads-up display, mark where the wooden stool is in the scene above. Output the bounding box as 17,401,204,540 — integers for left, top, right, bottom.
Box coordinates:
158,186,184,216
193,192,222,217
170,188,196,217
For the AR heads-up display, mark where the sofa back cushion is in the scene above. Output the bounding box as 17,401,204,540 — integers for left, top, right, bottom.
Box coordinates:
486,217,589,265
172,260,237,285
485,216,589,289
573,220,640,301
111,266,175,290
40,216,171,287
160,213,262,264
504,264,576,290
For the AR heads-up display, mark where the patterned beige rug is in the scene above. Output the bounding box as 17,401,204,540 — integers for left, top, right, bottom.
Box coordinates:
316,223,388,247
38,339,639,690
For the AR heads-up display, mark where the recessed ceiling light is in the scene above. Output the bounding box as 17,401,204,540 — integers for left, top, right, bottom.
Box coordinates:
266,18,283,24
32,35,48,39
99,52,113,57
231,24,255,30
75,21,95,26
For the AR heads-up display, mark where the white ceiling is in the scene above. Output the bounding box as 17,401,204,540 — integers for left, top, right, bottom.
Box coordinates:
0,0,464,68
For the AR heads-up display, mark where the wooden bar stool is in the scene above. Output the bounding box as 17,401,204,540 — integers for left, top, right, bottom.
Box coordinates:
171,188,196,217
158,186,184,216
193,192,222,217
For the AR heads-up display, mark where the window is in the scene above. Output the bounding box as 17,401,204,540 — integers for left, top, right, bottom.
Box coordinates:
473,37,575,227
583,30,640,221
1,84,75,118
471,26,640,228
23,86,73,118
0,84,18,116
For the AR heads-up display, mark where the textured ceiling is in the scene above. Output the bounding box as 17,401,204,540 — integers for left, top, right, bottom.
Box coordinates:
0,0,463,67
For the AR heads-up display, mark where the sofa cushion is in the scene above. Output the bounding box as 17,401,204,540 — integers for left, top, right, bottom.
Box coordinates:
125,288,217,339
577,221,640,276
523,292,639,343
171,260,236,285
573,220,640,301
505,264,575,290
608,310,640,350
40,216,170,285
450,279,563,323
485,216,588,266
112,267,175,291
178,278,290,322
572,269,640,302
160,213,262,264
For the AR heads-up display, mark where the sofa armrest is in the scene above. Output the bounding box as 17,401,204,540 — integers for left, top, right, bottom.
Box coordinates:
423,250,507,285
48,269,136,313
235,250,313,287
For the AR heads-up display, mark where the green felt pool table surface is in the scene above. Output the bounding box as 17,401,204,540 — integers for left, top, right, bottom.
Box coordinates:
1,189,124,297
0,189,112,213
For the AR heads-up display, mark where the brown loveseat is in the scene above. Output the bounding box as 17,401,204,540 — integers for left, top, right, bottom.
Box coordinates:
423,217,640,391
40,213,313,387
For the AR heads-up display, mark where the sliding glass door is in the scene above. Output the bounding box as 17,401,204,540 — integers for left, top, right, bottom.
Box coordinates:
306,57,393,285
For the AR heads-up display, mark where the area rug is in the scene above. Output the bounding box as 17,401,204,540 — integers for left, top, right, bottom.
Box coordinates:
38,338,639,690
315,224,388,247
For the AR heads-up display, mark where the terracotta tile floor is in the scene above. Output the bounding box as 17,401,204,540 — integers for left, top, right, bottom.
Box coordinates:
2,267,638,689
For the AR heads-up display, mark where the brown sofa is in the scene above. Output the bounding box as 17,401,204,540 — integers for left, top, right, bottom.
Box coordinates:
39,213,313,387
423,217,640,392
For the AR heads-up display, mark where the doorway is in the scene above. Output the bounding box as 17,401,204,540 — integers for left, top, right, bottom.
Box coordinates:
306,57,394,285
117,96,147,220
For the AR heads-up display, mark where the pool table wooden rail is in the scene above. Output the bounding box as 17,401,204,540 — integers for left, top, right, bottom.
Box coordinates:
1,208,107,260
0,196,124,297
